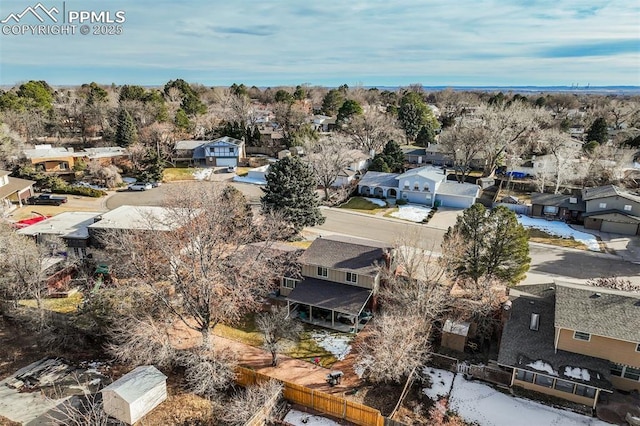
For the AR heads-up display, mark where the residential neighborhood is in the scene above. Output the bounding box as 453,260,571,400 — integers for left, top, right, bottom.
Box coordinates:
1,81,639,426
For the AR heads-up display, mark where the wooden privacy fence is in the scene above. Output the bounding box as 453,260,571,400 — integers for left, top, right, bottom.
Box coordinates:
236,367,385,426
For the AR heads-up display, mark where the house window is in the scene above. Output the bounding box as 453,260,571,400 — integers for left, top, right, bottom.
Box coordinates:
573,331,591,341
554,379,575,394
403,180,410,189
599,203,607,209
282,278,297,289
413,182,420,191
317,267,328,277
534,374,554,388
515,369,534,383
543,206,559,215
636,343,640,352
624,205,632,211
346,272,357,283
575,385,596,398
229,147,234,153
623,367,640,382
60,162,69,170
610,364,624,377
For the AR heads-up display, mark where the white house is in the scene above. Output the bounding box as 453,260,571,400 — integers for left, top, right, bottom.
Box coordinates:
101,366,167,425
358,165,480,208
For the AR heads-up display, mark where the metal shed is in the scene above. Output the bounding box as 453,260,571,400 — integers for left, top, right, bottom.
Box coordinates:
101,365,167,425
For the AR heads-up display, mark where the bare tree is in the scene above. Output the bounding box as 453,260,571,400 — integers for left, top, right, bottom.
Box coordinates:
587,276,640,293
438,121,487,183
536,130,582,194
178,347,238,399
101,184,291,347
256,306,303,366
306,135,353,200
85,160,123,188
340,106,402,153
106,315,176,368
219,380,283,425
47,394,121,426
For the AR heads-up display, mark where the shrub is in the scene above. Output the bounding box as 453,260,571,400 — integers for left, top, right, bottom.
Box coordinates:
53,185,107,198
396,199,408,205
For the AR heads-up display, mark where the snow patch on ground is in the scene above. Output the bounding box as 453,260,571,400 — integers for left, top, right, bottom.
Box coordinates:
565,367,591,381
390,205,432,222
192,168,213,181
233,176,266,185
122,177,137,184
283,409,342,426
517,216,601,251
354,363,366,379
422,367,455,400
449,375,608,426
527,360,558,376
311,331,352,361
363,197,387,207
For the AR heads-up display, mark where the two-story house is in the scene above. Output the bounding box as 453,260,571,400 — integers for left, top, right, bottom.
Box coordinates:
581,185,640,235
173,136,246,167
358,165,480,208
498,281,640,409
0,169,35,214
281,235,391,333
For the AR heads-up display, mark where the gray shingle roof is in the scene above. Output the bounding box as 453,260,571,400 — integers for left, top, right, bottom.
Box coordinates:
530,192,586,212
397,166,446,183
437,182,480,198
497,288,612,390
299,236,390,276
580,210,640,222
286,277,372,315
582,185,640,203
358,171,399,188
554,282,640,343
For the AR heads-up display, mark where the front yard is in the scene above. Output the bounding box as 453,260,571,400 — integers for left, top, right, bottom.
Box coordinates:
339,196,389,214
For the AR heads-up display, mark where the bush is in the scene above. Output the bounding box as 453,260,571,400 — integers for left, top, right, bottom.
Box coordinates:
53,185,107,198
396,199,408,205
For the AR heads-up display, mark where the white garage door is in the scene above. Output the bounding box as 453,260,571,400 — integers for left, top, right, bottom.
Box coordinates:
436,195,473,209
404,191,432,205
601,221,638,235
215,157,238,167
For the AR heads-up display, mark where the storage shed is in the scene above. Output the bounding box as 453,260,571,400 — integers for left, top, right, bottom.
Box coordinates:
441,319,471,352
101,365,167,425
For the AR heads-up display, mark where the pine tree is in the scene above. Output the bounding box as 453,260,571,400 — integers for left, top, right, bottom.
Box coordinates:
586,117,609,144
415,124,436,147
442,204,530,286
382,140,405,172
115,108,137,147
261,156,325,232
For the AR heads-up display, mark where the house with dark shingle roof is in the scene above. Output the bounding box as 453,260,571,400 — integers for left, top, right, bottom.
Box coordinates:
581,185,640,235
530,192,586,223
498,281,640,409
280,235,391,333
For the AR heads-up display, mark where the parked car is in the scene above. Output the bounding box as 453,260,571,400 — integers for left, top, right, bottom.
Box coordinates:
27,194,68,206
128,182,153,191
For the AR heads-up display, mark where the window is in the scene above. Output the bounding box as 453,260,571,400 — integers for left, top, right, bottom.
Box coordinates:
346,272,357,283
573,331,591,341
515,369,534,383
534,374,554,388
554,379,575,394
599,203,607,209
610,364,624,377
623,367,640,382
282,278,297,289
575,385,596,398
624,205,633,211
543,206,559,214
317,267,328,277
229,147,234,153
60,162,69,170
636,343,640,353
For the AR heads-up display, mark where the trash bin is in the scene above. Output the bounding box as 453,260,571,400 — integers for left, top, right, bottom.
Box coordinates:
326,371,344,386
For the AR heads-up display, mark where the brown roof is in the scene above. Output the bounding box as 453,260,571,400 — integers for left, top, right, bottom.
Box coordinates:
0,176,35,200
299,236,390,276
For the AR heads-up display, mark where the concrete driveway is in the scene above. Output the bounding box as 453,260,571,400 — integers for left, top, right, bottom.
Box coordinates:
428,207,464,230
570,225,640,264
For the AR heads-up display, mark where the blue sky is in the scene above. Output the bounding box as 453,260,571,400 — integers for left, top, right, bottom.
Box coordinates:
0,0,639,87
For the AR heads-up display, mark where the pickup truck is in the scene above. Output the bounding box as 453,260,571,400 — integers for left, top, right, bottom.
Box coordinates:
27,194,68,206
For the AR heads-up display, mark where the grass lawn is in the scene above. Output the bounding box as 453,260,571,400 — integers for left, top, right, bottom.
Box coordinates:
528,228,588,250
339,197,389,214
163,167,197,181
235,167,250,177
19,291,83,314
287,240,313,249
286,328,338,368
213,314,263,346
383,207,400,218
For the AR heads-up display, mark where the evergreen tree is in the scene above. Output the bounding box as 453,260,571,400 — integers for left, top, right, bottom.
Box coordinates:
336,99,363,124
115,108,138,147
586,117,609,144
415,124,436,147
368,155,391,173
382,140,405,172
442,204,530,286
321,89,345,116
174,108,191,132
398,92,439,141
137,148,165,183
261,156,325,233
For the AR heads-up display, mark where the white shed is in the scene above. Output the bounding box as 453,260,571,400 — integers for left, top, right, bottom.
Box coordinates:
101,365,167,425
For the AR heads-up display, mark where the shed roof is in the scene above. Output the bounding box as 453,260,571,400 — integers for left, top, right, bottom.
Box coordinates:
101,366,167,404
286,277,372,316
554,281,640,343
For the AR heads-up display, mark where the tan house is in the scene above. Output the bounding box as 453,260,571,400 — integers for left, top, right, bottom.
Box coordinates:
281,235,391,333
0,170,35,213
498,281,640,410
23,145,129,174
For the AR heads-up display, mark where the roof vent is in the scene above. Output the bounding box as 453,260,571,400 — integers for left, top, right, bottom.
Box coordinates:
634,300,640,307
530,313,540,331
590,292,602,299
569,197,577,204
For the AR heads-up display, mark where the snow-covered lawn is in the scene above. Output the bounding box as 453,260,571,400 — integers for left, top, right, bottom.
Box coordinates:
449,375,607,426
422,367,455,400
233,176,266,185
363,197,387,207
310,331,352,361
517,216,601,251
192,168,213,181
283,409,342,426
390,205,431,222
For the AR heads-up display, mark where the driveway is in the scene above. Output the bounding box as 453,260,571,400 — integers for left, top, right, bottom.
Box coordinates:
428,207,463,230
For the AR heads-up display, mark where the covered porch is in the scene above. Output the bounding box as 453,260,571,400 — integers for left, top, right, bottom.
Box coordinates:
285,278,373,333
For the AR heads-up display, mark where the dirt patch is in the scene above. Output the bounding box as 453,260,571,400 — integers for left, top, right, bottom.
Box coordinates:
0,317,46,381
139,382,214,425
346,383,403,416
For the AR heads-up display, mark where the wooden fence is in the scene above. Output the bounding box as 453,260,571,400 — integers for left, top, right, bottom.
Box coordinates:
236,367,385,426
244,389,281,426
428,353,511,387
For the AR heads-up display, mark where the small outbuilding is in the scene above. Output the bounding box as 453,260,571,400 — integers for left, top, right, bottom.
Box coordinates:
101,365,167,425
441,319,471,352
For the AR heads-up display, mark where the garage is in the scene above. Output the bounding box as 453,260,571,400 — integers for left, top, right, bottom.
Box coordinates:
403,191,433,205
436,194,474,209
601,221,639,235
214,157,238,167
436,182,480,209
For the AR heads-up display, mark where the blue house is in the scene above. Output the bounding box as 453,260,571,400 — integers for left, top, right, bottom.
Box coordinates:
174,136,246,167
